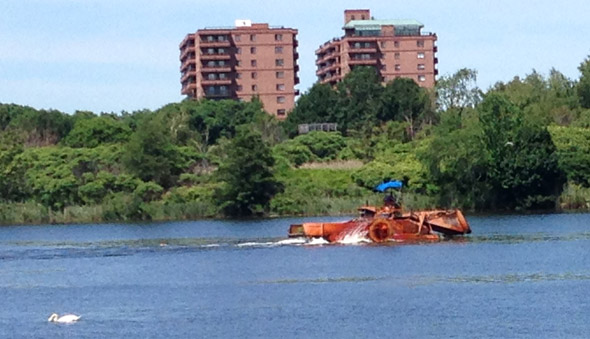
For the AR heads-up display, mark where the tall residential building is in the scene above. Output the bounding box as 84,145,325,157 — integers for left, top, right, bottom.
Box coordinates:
179,20,299,119
316,9,438,87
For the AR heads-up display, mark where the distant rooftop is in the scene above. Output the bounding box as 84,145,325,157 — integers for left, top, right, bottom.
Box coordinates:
344,19,424,30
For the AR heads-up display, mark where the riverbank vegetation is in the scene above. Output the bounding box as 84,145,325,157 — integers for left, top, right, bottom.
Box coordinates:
2,57,590,224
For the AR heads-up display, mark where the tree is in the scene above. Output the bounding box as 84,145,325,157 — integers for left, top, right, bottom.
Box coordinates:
378,77,432,139
478,93,564,210
123,116,181,188
436,68,482,113
282,83,339,137
577,56,590,109
214,126,283,217
63,116,131,148
334,66,383,133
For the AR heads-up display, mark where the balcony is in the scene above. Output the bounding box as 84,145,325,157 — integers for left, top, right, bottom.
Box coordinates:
348,58,378,66
205,91,232,98
180,46,195,60
201,78,232,86
180,60,196,72
201,65,232,72
200,53,231,60
180,58,196,72
199,40,231,48
316,51,338,65
181,82,197,95
181,69,197,83
433,46,438,53
348,47,377,54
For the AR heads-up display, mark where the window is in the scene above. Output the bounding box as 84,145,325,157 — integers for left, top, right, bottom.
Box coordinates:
219,73,227,79
252,84,257,91
275,59,284,66
394,53,400,60
395,64,401,71
250,47,256,54
417,52,425,59
236,47,241,54
207,48,215,55
218,60,226,67
218,35,226,41
251,72,257,79
351,15,355,20
275,34,283,41
418,75,426,82
208,73,216,80
236,73,242,79
380,41,386,48
276,71,284,78
417,64,425,70
237,85,243,91
251,60,257,67
250,34,256,42
276,84,285,91
277,96,285,103
275,46,283,54
394,41,399,48
277,109,286,116
417,40,425,48
207,60,215,67
234,35,241,42
218,48,225,54
236,60,242,67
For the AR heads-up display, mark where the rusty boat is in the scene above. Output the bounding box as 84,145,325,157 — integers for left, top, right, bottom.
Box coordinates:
288,180,471,243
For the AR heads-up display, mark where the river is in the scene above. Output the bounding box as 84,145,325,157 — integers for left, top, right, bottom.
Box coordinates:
1,213,589,338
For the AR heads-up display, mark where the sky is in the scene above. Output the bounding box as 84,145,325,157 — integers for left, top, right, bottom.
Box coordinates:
1,0,589,114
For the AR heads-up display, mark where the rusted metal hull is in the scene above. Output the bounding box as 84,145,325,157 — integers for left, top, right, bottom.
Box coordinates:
288,207,471,243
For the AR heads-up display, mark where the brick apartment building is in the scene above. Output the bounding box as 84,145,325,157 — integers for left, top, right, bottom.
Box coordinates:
316,9,438,88
179,20,299,119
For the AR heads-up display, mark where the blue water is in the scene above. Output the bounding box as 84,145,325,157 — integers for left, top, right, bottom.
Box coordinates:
1,213,590,338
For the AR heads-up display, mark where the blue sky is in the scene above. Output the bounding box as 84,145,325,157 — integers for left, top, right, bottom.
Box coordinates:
1,0,589,114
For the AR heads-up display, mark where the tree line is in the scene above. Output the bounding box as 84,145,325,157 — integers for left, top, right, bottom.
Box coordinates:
1,57,590,222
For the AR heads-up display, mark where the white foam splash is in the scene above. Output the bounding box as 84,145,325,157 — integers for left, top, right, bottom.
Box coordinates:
337,233,371,245
305,237,330,246
276,238,307,246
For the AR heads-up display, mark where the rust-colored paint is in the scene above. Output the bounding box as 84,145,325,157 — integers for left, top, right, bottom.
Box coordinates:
288,204,471,243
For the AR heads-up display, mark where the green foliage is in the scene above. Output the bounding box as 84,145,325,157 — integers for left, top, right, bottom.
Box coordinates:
63,115,131,148
214,127,283,217
123,116,182,188
478,93,565,210
292,131,347,160
282,83,339,137
436,68,482,112
272,140,314,167
272,168,366,215
548,126,590,187
577,56,590,109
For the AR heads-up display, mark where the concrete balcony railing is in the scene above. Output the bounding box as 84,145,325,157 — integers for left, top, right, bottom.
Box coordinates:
199,40,231,48
348,58,378,65
200,53,231,60
201,79,232,86
180,46,195,60
201,65,232,72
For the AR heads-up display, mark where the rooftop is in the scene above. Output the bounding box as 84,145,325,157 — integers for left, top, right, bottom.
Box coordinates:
343,19,424,30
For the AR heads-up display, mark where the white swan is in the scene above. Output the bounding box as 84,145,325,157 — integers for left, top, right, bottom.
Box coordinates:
48,313,81,323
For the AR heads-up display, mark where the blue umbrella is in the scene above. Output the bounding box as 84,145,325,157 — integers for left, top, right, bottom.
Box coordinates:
374,180,403,192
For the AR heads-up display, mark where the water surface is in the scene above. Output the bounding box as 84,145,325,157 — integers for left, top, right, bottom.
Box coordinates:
1,213,589,338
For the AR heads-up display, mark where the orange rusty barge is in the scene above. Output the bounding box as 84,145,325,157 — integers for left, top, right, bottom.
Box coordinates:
288,180,471,243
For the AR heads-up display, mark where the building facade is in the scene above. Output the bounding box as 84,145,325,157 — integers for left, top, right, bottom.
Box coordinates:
180,21,299,118
316,9,438,88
